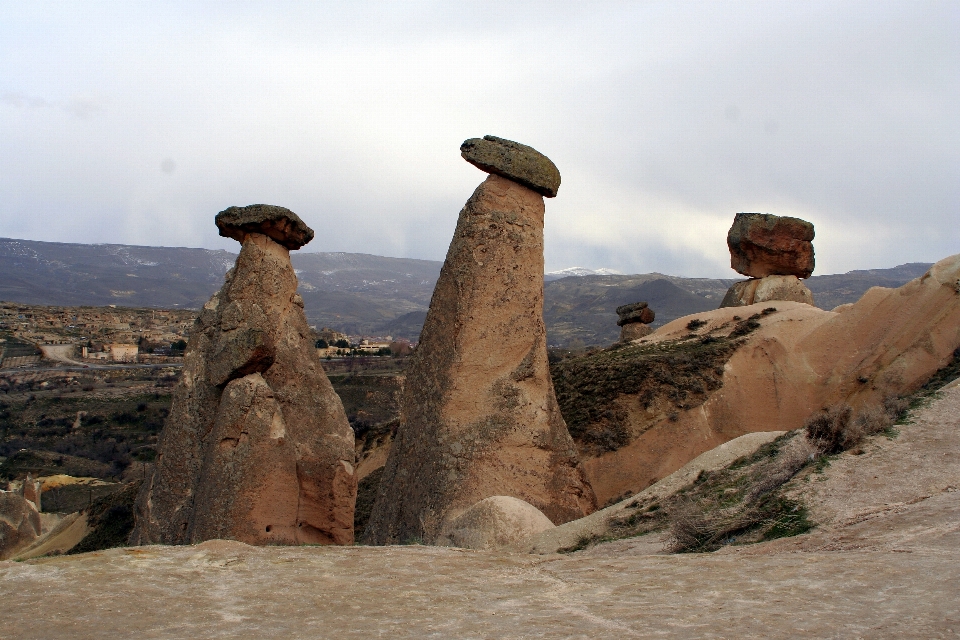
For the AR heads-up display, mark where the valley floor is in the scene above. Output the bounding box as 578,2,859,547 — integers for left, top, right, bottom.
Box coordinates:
4,386,960,639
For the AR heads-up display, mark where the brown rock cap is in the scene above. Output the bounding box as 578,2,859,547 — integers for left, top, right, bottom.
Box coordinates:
461,135,561,198
727,212,815,279
616,301,655,326
216,204,315,250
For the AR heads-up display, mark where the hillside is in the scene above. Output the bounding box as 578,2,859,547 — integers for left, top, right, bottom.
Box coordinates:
0,238,932,344
5,384,958,636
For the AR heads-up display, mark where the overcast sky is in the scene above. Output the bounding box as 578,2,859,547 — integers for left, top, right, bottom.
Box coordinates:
1,1,957,277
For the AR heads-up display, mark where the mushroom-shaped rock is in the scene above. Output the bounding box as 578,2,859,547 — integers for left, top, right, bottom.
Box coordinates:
216,204,314,250
362,144,595,546
461,135,561,198
132,205,355,547
727,213,815,279
437,496,556,550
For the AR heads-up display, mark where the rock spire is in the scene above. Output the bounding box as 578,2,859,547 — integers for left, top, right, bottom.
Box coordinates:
363,137,596,545
131,204,357,546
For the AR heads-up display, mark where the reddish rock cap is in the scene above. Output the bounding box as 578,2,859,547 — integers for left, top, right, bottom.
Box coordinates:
461,135,561,198
727,212,815,279
216,204,314,250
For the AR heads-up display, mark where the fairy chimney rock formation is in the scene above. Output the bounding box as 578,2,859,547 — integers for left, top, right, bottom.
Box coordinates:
362,136,596,545
131,204,357,547
721,213,816,308
617,302,655,342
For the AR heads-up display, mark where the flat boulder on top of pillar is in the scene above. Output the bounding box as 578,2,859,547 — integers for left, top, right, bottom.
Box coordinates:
216,204,314,250
363,139,595,546
727,212,815,279
460,135,561,198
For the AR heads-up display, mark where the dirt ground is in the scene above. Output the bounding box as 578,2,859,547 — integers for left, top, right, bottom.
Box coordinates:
2,386,959,638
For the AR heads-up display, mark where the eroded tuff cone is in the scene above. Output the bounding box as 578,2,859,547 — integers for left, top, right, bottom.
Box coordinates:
616,301,655,326
363,172,596,545
460,135,561,198
132,206,356,546
728,213,815,278
719,275,815,308
216,204,314,250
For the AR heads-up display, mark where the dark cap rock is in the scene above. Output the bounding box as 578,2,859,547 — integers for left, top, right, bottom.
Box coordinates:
617,304,655,326
215,204,315,250
460,135,561,198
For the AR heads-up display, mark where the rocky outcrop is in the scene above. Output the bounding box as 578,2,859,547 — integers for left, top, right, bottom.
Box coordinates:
720,275,814,308
437,496,555,550
0,490,41,559
728,212,815,278
581,254,960,505
20,473,41,512
131,205,356,547
722,213,816,308
362,138,596,545
617,302,655,342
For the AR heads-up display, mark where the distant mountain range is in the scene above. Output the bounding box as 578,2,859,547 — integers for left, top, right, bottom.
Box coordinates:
0,237,934,346
544,267,624,281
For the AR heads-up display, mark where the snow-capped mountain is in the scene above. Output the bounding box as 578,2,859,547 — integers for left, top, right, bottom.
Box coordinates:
544,267,625,281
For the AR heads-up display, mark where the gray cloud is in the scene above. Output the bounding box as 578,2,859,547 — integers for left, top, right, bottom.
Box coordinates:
0,1,957,277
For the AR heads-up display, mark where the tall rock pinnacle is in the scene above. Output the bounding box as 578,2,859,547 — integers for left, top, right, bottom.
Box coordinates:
363,137,596,545
131,205,357,546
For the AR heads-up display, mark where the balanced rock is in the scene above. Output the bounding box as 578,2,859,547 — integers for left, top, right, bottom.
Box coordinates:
0,490,41,560
460,135,561,198
132,205,356,546
616,302,655,326
436,496,555,550
216,204,314,250
363,143,596,545
720,275,815,308
616,302,655,342
728,213,815,278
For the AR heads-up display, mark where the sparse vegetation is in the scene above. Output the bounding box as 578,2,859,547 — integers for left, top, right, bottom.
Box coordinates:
686,318,707,331
551,336,739,454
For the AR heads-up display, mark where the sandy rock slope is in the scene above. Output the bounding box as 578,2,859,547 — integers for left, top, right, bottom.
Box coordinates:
3,382,959,638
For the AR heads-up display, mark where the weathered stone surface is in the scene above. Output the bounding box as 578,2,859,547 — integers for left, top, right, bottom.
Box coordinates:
617,305,655,326
0,490,41,560
132,214,356,547
719,275,815,308
728,212,815,278
363,174,596,545
619,323,652,342
461,136,561,198
437,495,555,550
216,204,314,250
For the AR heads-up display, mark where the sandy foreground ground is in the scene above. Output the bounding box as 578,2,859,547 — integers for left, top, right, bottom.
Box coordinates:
3,387,960,639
